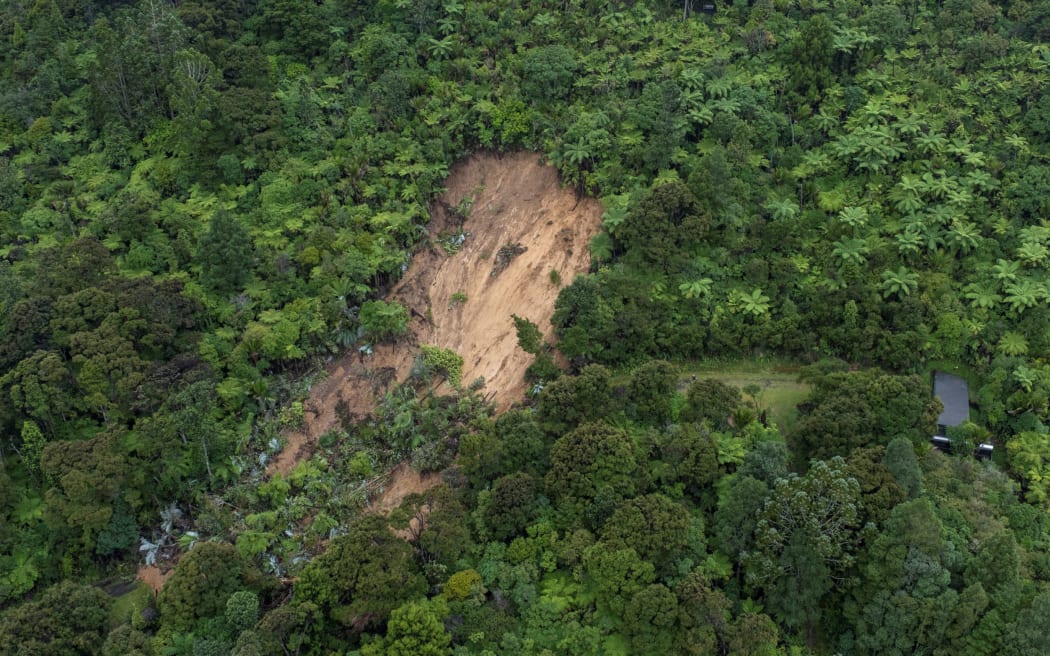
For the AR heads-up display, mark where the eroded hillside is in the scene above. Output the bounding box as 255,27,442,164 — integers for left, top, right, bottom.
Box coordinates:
268,152,602,475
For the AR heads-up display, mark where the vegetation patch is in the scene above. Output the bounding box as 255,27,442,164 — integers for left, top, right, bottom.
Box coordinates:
437,229,470,256
107,581,152,629
448,291,468,309
419,345,464,388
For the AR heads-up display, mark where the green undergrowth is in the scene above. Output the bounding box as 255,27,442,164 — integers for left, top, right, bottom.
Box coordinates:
108,582,152,629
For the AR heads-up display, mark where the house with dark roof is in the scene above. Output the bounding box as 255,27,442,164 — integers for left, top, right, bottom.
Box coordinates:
931,371,992,458
934,372,970,435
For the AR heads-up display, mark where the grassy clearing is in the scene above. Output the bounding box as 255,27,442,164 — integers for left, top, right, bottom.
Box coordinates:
108,581,152,629
677,358,811,431
921,359,983,393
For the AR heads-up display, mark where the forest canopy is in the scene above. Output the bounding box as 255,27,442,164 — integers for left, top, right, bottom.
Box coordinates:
2,0,1050,654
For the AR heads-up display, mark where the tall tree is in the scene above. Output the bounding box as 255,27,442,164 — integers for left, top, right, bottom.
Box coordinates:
359,300,410,345
158,541,267,632
614,181,710,273
626,359,677,425
882,437,923,498
600,494,692,574
0,581,111,656
790,369,939,462
295,515,426,636
785,14,836,106
545,421,639,529
536,364,614,435
198,211,253,296
361,598,451,656
40,431,127,558
749,457,861,643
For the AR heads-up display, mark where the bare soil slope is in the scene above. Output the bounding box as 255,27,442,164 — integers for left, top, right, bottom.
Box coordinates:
136,565,172,594
267,152,601,477
369,463,444,515
396,151,602,407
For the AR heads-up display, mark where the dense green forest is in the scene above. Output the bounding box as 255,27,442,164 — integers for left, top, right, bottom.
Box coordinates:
3,0,1050,653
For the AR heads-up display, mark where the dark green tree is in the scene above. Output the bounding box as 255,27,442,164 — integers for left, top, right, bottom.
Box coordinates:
88,6,185,133
41,432,127,558
401,485,473,570
845,446,907,526
226,590,261,633
550,275,617,364
1005,591,1050,656
682,378,742,429
601,494,692,574
256,0,328,58
628,79,688,174
765,534,835,645
296,515,426,635
728,612,780,656
361,598,451,656
359,300,410,344
614,181,711,273
738,440,789,487
713,475,768,562
31,238,114,300
511,314,543,355
198,211,253,296
546,421,639,529
675,571,733,655
942,584,989,655
626,359,677,425
536,364,614,435
882,437,923,498
256,601,320,656
521,46,577,103
848,497,955,653
749,458,861,641
101,624,153,656
484,472,540,542
3,350,77,438
649,423,721,503
0,581,111,656
790,369,939,463
493,410,551,479
167,49,220,169
158,541,266,631
963,530,1021,608
94,497,138,558
623,584,678,656
785,14,836,106
459,409,551,484
583,542,655,621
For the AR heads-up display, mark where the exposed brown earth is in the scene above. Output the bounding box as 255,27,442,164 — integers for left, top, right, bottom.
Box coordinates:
139,153,600,591
266,151,602,479
395,150,602,410
369,462,444,515
136,565,171,594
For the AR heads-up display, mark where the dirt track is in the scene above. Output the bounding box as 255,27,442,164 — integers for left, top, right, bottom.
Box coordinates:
266,152,602,477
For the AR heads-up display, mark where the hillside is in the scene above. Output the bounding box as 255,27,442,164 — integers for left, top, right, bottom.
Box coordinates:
268,152,600,475
2,1,1050,654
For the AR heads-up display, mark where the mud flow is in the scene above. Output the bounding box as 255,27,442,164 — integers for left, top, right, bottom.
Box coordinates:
267,152,602,477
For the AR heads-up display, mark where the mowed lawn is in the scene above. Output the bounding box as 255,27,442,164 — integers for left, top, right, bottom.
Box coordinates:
677,359,812,431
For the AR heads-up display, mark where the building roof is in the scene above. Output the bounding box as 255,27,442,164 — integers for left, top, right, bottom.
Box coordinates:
933,371,970,429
